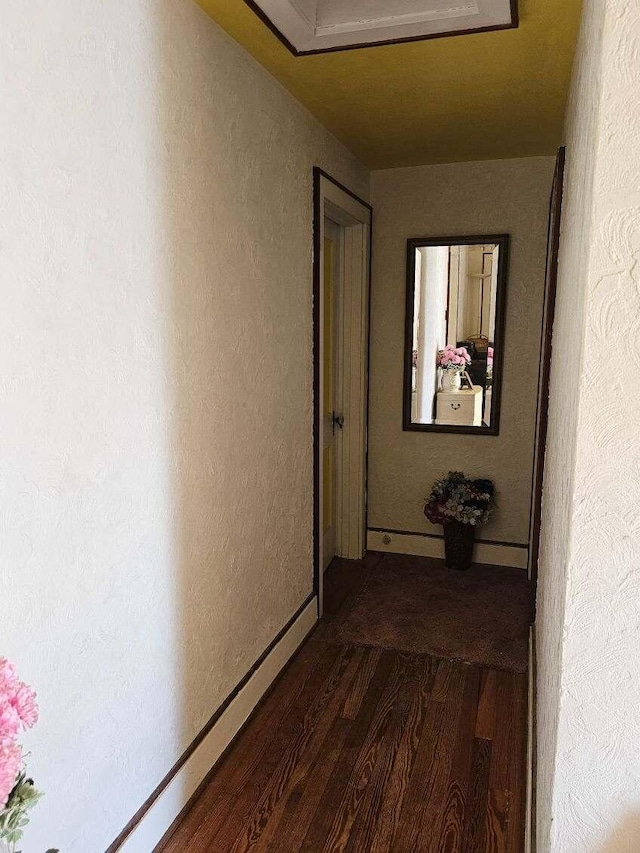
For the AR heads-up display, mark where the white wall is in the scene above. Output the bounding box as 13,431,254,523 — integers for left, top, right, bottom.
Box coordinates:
536,0,640,849
0,1,368,849
415,246,449,421
369,158,555,545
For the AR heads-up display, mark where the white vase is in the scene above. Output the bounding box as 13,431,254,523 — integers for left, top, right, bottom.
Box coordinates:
442,369,462,391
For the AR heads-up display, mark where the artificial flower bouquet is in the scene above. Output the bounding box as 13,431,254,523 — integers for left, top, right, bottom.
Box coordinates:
436,344,471,372
0,659,56,853
424,471,494,527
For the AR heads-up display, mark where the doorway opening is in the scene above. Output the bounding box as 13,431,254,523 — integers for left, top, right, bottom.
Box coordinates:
313,168,372,616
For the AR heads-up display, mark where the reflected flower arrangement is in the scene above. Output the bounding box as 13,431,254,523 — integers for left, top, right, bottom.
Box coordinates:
437,345,471,371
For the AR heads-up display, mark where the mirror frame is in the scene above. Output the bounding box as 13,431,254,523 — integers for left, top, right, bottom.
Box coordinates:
403,233,510,436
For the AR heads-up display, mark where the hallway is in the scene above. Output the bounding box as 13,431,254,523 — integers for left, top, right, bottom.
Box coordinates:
160,554,532,852
5,0,640,847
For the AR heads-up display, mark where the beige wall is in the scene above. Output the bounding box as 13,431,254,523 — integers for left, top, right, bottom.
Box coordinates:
536,0,640,849
369,158,555,546
0,1,367,849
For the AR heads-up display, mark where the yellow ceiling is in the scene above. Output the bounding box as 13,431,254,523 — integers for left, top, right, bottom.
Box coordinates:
196,0,583,170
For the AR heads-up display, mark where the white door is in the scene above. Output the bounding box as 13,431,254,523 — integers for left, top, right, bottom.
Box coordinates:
315,170,371,614
322,218,343,570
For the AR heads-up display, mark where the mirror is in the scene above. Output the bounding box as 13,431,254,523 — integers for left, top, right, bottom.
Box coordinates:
403,234,509,435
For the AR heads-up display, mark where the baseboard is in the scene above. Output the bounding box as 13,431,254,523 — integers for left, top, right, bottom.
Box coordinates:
112,596,318,852
525,625,536,853
367,529,529,569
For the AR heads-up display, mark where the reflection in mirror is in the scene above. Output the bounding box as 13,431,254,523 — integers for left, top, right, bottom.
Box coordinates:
404,235,508,434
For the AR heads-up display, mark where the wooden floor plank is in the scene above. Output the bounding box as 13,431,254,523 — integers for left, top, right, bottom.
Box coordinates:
432,665,481,853
486,670,519,853
475,668,499,740
485,788,510,853
464,737,492,853
430,658,460,702
223,646,365,853
347,656,434,853
342,646,383,721
263,716,352,852
390,659,467,853
319,653,416,853
506,673,528,853
299,649,394,853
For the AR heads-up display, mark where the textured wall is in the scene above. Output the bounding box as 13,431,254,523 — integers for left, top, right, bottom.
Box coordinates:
536,0,640,850
369,158,555,545
0,1,367,849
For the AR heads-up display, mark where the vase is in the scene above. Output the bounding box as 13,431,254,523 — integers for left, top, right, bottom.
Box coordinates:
441,369,462,392
443,520,475,570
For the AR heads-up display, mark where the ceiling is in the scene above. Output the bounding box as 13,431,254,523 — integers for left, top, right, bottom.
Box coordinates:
196,0,583,170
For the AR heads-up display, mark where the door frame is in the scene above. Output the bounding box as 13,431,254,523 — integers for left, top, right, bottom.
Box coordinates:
313,168,372,615
528,147,566,586
525,145,567,853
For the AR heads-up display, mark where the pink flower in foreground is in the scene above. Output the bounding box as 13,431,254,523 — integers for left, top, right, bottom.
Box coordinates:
0,741,21,809
0,701,20,747
0,660,17,689
10,683,38,730
0,658,39,740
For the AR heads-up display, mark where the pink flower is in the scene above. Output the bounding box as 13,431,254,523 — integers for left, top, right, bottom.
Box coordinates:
0,701,20,747
0,741,21,809
10,684,38,730
0,660,17,687
0,658,38,740
0,660,39,811
438,345,472,369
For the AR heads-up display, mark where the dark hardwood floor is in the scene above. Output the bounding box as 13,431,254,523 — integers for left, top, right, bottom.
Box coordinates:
159,553,529,853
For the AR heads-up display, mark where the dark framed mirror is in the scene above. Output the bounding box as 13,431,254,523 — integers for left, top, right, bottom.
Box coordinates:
403,234,509,435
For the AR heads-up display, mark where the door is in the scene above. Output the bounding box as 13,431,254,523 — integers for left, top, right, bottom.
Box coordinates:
313,168,372,613
322,218,342,569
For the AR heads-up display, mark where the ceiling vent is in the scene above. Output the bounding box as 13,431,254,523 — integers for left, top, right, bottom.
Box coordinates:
244,0,518,54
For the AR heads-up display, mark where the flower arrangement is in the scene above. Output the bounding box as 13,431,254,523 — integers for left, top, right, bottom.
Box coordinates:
0,659,55,853
424,471,494,527
437,345,471,372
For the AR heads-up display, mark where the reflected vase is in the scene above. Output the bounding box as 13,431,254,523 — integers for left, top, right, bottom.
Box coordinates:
441,369,462,392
